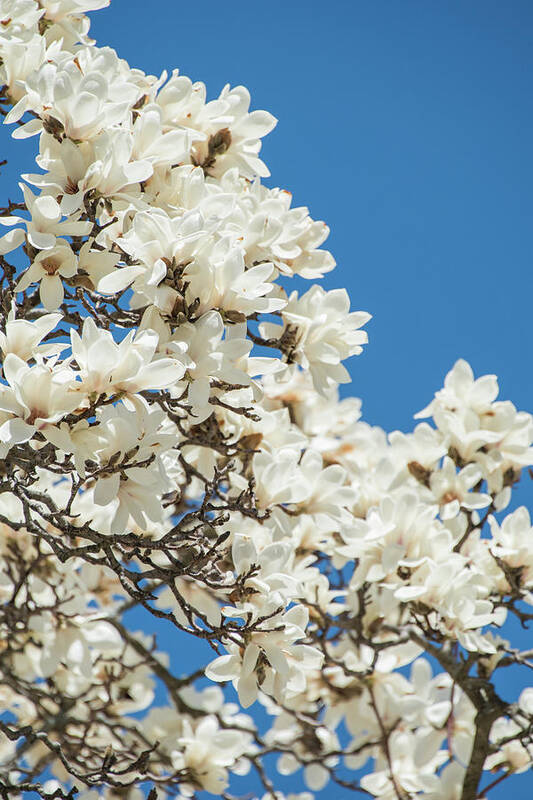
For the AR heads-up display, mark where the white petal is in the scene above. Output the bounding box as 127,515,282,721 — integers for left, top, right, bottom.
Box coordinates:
40,276,64,311
305,763,329,791
237,673,257,708
121,359,185,392
394,585,426,601
242,643,260,678
263,645,289,675
12,118,43,139
205,654,239,682
0,228,24,255
0,417,34,444
97,265,144,294
93,473,121,506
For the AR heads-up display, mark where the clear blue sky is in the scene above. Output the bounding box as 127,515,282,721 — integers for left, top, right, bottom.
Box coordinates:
3,0,533,797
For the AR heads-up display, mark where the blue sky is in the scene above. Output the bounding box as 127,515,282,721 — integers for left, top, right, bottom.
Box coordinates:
2,0,533,797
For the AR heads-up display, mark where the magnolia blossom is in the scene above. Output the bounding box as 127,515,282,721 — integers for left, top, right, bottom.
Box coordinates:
205,604,323,708
70,317,185,396
15,240,78,309
0,308,65,360
0,353,80,449
5,47,140,139
0,34,61,103
171,716,251,794
184,246,285,318
261,285,371,394
11,183,92,248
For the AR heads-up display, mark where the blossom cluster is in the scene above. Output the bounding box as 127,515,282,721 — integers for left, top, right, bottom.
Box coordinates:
0,2,532,800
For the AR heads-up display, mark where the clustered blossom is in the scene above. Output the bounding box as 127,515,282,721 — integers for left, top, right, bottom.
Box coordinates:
0,3,532,800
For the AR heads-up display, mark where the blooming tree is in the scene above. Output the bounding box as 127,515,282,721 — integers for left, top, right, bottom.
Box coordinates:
0,3,532,800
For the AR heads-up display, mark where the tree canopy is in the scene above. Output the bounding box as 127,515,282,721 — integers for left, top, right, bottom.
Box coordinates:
0,2,532,800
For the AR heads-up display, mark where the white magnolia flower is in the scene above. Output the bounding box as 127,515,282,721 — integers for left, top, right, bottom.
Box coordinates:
261,285,371,394
206,85,277,179
131,103,196,166
5,47,140,140
15,240,78,309
156,75,276,179
26,130,154,213
294,448,356,527
429,456,491,520
206,604,323,708
272,717,339,791
229,534,300,605
252,447,310,508
170,312,255,422
68,401,176,533
12,184,92,250
184,244,285,318
0,307,65,360
0,353,80,449
489,506,533,589
39,0,111,23
219,169,336,278
0,0,43,37
171,715,251,794
97,207,208,300
416,359,499,420
0,35,62,104
29,614,123,679
70,317,185,396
